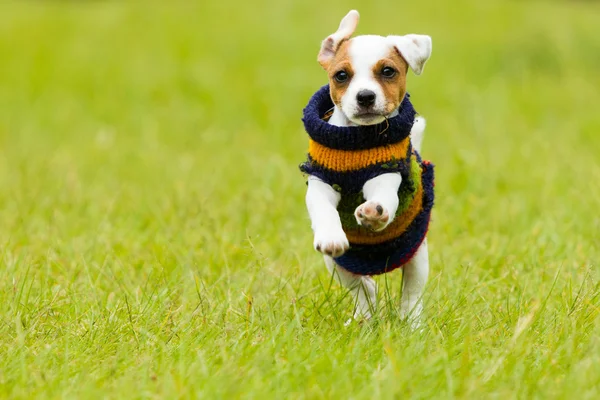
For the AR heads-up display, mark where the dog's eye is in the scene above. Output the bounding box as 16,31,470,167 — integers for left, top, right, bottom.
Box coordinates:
381,67,396,78
334,70,349,83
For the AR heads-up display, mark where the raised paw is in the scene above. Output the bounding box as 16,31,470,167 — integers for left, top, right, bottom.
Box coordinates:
354,201,390,232
313,227,349,258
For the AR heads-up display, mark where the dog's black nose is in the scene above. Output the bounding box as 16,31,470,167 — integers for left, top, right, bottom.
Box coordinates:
356,90,376,107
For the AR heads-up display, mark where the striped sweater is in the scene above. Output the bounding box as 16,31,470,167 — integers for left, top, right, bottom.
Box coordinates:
300,85,435,276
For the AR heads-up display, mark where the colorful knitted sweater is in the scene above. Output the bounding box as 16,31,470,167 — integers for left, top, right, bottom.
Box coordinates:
300,85,435,276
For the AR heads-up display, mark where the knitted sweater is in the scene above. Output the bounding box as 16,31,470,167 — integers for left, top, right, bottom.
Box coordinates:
300,85,435,276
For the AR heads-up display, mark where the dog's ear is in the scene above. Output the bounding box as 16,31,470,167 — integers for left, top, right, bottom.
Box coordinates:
317,10,360,70
387,35,432,75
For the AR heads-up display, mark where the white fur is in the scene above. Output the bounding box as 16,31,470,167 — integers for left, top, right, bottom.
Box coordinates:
356,172,402,231
317,10,360,67
387,35,432,76
306,10,432,324
306,177,348,258
324,255,377,322
400,238,429,327
411,116,426,153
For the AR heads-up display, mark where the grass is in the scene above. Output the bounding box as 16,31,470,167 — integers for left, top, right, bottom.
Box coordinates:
1,0,600,398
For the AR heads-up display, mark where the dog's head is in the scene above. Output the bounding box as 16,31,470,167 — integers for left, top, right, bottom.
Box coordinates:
318,10,432,126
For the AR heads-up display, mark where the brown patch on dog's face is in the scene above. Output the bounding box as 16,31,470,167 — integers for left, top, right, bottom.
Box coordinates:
372,49,409,114
326,40,355,108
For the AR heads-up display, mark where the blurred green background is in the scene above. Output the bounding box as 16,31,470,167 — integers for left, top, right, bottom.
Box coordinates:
1,0,600,398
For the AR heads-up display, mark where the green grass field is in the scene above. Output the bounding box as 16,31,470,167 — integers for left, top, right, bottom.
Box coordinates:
1,0,600,398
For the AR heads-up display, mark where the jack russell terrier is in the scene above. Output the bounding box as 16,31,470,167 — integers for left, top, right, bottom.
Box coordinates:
300,10,434,324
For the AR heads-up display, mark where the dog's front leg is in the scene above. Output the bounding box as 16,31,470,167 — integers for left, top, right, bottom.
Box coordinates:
305,176,349,257
306,176,377,322
354,172,402,231
353,172,428,326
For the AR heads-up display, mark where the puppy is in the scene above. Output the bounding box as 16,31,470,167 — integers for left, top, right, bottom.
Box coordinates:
300,10,434,325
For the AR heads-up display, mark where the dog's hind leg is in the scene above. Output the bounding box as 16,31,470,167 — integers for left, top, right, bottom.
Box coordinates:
400,238,429,327
324,256,377,323
410,117,426,153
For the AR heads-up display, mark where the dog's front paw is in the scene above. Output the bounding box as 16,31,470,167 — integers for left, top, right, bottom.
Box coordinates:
355,201,391,232
313,227,349,258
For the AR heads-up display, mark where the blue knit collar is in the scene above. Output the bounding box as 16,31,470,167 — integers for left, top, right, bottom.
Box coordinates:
302,84,416,151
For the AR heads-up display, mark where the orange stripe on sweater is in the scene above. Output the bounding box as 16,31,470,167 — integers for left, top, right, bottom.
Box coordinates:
308,138,410,172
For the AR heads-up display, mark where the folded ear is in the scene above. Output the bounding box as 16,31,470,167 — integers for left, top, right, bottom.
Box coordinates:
317,10,360,70
387,34,432,75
